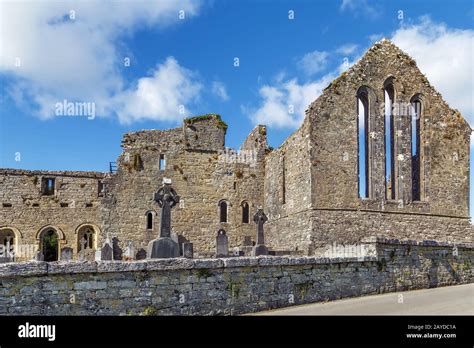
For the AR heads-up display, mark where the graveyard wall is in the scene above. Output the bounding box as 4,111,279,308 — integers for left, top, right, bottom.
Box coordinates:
1,238,472,315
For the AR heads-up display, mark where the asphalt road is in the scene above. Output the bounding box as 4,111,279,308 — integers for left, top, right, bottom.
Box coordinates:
255,283,474,315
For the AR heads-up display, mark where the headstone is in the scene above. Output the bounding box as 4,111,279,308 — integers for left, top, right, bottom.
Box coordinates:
95,249,102,261
0,237,13,262
182,242,193,259
216,229,228,257
171,232,179,245
60,247,73,262
101,234,113,261
112,237,123,260
34,250,44,261
77,236,87,261
136,248,147,260
124,241,135,261
147,180,180,258
243,236,252,246
171,232,180,255
251,208,269,256
232,247,240,257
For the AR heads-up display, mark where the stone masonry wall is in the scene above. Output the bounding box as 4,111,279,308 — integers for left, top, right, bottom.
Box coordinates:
264,121,313,254
0,169,105,260
101,115,268,256
0,238,471,315
264,39,473,254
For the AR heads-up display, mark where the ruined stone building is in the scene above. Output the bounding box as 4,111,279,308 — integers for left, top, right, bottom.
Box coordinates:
1,40,472,261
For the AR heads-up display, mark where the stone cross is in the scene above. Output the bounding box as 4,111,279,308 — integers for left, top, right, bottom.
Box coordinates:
254,208,268,245
77,236,87,260
79,236,87,251
252,208,269,256
153,181,180,238
148,180,180,258
5,236,13,258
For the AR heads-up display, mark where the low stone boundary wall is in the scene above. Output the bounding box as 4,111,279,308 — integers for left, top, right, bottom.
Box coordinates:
0,238,472,315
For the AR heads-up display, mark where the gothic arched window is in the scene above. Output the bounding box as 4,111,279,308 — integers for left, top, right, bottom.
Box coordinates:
219,201,228,223
146,211,154,230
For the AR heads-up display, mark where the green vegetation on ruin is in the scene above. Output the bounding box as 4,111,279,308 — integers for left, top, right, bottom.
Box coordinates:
184,114,228,131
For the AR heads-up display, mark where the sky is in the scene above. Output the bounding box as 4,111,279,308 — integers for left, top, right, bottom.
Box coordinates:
0,0,473,210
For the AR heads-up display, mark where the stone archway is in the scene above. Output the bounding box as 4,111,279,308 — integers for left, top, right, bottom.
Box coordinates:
0,228,15,260
40,228,59,262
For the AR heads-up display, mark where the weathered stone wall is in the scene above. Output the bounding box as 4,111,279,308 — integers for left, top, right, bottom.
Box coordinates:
0,238,471,315
264,121,313,254
0,169,105,260
309,210,473,253
1,41,472,259
101,115,268,256
264,39,472,253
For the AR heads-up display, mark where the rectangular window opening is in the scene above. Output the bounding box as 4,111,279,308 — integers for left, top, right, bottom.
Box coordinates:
41,178,55,196
159,154,166,171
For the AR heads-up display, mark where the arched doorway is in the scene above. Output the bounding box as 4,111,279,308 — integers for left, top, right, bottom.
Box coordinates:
41,228,59,261
0,228,15,259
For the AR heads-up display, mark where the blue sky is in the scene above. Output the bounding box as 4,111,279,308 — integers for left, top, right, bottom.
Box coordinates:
0,0,473,209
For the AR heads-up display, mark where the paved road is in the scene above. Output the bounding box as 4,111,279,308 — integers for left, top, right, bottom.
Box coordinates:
255,283,474,315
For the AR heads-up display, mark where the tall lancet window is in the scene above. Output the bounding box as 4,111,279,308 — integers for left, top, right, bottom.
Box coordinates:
357,89,369,198
384,81,395,200
411,97,422,201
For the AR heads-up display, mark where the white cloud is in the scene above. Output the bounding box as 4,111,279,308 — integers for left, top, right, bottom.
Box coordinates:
115,57,202,124
340,0,380,19
368,33,384,43
297,50,329,76
247,74,336,129
0,0,203,122
247,46,359,129
336,43,358,56
391,17,474,125
211,81,229,101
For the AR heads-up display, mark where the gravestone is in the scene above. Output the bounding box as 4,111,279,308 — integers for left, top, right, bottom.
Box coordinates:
243,236,252,246
77,236,87,261
124,241,135,260
147,180,180,258
101,234,113,261
136,248,147,260
94,249,102,261
171,232,179,245
34,250,44,261
0,236,13,262
216,229,228,257
112,237,123,260
0,257,11,263
232,247,241,257
60,247,73,262
251,208,269,256
182,242,193,259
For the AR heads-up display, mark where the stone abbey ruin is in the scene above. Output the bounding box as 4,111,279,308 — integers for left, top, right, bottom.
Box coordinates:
1,39,473,263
